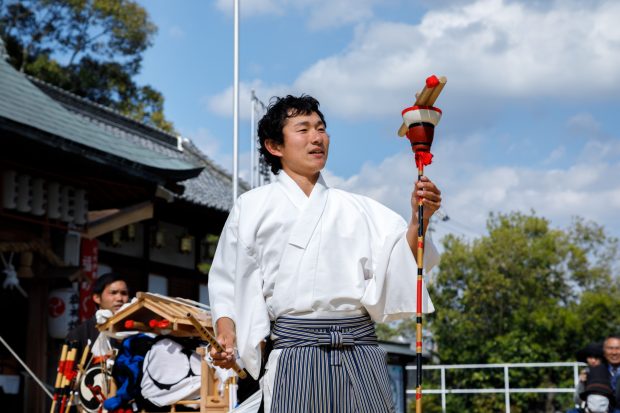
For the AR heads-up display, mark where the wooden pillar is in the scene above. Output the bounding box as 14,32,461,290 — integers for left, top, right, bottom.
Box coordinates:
197,347,209,413
24,278,49,412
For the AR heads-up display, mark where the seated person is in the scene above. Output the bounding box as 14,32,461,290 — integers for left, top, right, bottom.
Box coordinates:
66,272,129,350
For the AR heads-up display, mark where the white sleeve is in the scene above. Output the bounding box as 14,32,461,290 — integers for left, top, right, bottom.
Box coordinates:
208,202,240,325
207,198,271,379
361,217,439,322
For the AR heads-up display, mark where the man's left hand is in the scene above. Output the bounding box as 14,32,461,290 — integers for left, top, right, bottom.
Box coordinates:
412,176,442,220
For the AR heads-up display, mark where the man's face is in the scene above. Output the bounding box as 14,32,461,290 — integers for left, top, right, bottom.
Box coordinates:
268,112,329,179
604,338,620,366
93,280,129,313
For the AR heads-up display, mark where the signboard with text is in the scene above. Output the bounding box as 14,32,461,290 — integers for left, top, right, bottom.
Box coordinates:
79,238,99,321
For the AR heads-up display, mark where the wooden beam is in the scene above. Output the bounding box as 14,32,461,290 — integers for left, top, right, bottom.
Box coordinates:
425,76,447,106
83,201,153,239
96,300,145,331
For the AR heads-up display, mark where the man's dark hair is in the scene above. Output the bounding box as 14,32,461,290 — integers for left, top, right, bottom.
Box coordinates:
92,272,127,296
257,94,326,174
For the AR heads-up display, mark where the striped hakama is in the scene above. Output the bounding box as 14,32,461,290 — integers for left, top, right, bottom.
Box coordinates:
268,314,396,413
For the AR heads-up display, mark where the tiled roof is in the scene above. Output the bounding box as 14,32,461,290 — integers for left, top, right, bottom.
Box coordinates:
0,51,202,179
29,71,248,213
178,140,247,211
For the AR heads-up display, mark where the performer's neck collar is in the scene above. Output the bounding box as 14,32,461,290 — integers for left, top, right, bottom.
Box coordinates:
277,171,328,208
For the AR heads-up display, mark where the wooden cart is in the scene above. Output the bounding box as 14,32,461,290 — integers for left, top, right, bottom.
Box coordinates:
97,292,233,413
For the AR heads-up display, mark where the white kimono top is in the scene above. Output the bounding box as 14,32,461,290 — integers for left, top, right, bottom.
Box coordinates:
208,171,439,379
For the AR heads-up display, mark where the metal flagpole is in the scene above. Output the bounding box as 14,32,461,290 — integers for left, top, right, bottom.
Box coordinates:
250,90,256,188
232,0,240,200
251,93,268,187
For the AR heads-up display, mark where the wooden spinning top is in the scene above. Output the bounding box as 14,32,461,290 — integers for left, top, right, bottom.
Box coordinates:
398,75,447,162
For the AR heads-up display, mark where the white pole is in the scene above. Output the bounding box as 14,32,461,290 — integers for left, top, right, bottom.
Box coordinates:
504,365,510,413
229,378,238,411
232,0,240,200
250,90,256,188
441,366,446,412
0,335,53,399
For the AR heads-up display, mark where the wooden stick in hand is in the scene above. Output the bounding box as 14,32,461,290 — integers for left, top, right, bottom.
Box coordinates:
186,313,247,379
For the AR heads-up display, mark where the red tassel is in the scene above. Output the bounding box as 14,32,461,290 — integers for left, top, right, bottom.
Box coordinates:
415,152,433,168
66,369,77,381
63,359,75,377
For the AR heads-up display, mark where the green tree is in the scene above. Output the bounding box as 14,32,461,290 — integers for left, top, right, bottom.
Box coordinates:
0,0,174,131
424,212,620,412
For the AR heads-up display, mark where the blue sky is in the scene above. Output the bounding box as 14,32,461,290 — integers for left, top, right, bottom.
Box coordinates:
135,0,620,243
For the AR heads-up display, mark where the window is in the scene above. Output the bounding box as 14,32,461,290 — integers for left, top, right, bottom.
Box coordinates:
148,274,168,295
198,283,210,305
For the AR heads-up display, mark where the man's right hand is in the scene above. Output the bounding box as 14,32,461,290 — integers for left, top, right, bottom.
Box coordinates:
210,317,237,369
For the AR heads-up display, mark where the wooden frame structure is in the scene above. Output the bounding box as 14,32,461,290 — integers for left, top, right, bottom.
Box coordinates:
97,292,232,413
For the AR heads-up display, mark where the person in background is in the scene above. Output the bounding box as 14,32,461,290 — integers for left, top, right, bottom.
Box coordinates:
603,335,620,413
580,364,615,413
569,342,604,412
568,336,620,413
66,272,129,350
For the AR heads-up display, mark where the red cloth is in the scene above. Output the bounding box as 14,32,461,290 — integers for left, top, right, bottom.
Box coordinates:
415,152,433,168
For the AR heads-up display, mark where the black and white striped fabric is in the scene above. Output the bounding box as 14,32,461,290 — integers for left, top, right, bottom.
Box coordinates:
270,314,395,413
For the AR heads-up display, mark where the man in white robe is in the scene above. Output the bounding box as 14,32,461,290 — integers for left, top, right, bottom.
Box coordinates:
208,95,442,412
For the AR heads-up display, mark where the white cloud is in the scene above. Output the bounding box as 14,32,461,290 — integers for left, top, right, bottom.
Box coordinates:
567,113,603,138
203,80,307,119
215,0,286,17
183,127,221,156
304,0,383,30
208,0,620,120
288,0,620,119
542,146,566,165
325,132,620,241
183,127,259,185
202,0,620,242
215,0,385,29
183,127,233,173
202,81,261,120
168,25,185,39
582,137,620,164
